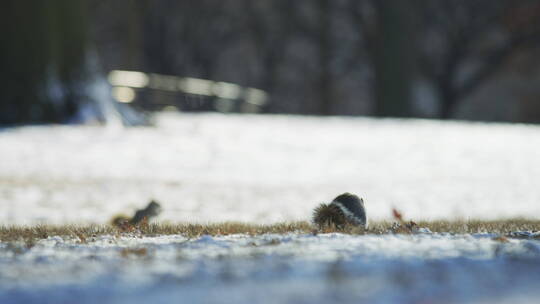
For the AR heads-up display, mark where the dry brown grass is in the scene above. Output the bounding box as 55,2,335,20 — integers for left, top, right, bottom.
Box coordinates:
1,219,540,243
413,218,540,234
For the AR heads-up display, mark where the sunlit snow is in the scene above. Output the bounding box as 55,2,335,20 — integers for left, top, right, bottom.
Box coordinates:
1,233,540,304
2,113,540,225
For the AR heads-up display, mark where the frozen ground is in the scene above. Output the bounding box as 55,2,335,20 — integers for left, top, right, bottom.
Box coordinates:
2,113,540,303
2,112,540,224
1,232,540,304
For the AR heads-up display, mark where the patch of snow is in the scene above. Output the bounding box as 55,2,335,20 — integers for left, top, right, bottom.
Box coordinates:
1,113,540,225
1,233,540,303
414,227,432,234
509,231,540,239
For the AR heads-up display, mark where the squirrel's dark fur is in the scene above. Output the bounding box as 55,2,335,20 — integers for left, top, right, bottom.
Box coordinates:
312,193,367,228
130,200,162,224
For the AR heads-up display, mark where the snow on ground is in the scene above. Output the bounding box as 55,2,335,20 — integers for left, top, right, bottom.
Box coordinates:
1,232,540,304
2,112,540,224
2,113,540,303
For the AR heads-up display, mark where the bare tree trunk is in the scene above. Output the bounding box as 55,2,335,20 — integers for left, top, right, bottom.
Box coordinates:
373,0,417,117
318,0,333,115
0,0,89,124
439,83,457,119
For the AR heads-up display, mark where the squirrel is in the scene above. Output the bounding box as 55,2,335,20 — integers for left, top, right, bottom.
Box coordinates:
130,200,162,225
312,193,367,229
111,200,162,227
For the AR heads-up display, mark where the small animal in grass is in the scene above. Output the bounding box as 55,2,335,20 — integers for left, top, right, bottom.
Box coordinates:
312,193,367,229
111,200,162,227
110,214,131,227
130,200,162,225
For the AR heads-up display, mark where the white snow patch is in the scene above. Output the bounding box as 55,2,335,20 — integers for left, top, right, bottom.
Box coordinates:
1,233,540,303
1,113,540,225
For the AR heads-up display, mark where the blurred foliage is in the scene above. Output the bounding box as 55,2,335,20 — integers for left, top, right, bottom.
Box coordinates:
90,0,540,121
2,1,540,124
0,1,89,125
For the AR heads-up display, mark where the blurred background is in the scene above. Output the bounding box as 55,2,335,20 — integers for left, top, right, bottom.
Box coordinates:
3,0,540,225
2,0,540,125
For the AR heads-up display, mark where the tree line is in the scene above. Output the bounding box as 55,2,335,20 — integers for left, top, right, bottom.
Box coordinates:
2,0,540,124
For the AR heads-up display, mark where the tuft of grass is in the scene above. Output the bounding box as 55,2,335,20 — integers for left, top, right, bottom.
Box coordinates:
0,224,114,244
0,219,540,242
413,218,540,234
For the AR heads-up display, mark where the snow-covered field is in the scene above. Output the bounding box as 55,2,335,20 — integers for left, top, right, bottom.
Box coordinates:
2,113,540,303
2,112,540,224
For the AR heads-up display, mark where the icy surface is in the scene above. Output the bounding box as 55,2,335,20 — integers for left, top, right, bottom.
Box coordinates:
1,233,540,304
2,113,540,225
